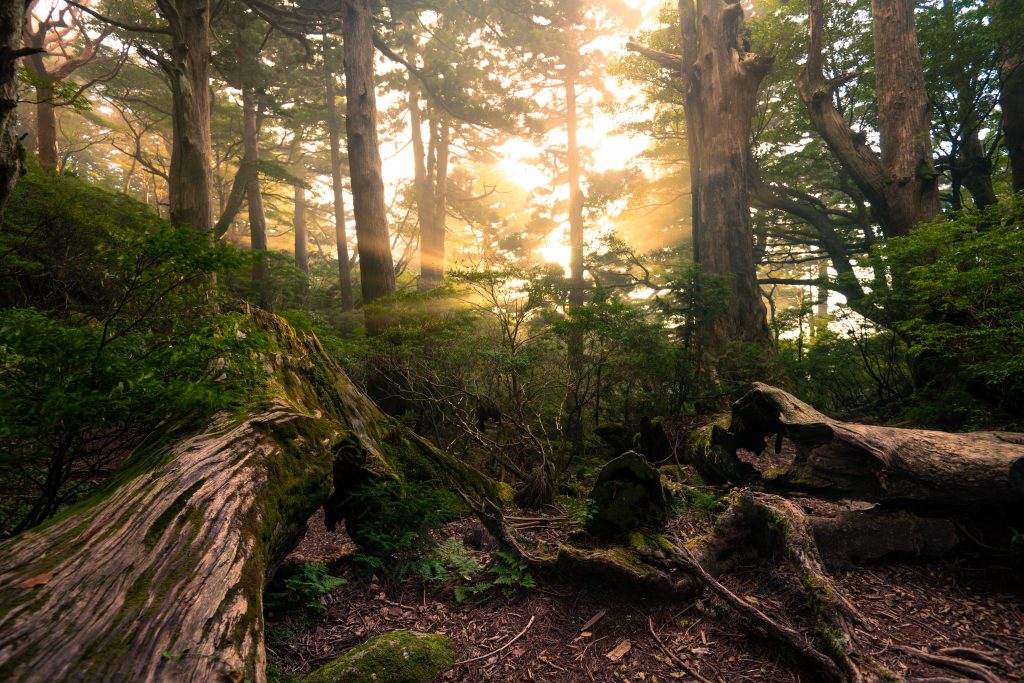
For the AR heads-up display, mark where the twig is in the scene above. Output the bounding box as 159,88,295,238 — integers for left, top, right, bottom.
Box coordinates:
455,615,536,665
647,616,715,683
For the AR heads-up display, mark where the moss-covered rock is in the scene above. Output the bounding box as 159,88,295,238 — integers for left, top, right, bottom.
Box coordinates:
585,451,668,538
303,630,456,683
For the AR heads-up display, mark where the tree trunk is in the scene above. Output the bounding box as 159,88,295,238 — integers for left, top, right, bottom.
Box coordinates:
565,68,585,459
0,0,30,210
408,68,439,292
707,383,1024,506
28,60,59,172
324,39,354,312
679,0,772,349
0,311,497,683
800,0,938,238
243,87,269,307
959,128,997,208
996,1,1024,192
421,113,449,292
294,183,309,274
871,0,940,234
342,0,396,320
164,0,214,234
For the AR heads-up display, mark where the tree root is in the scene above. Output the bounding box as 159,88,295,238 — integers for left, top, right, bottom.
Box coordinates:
462,489,1006,683
664,535,848,681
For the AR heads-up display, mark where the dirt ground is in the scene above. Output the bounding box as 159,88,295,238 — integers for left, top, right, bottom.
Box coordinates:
272,508,1024,682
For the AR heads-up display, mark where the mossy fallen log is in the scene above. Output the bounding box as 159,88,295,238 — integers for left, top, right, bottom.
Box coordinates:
0,311,495,683
703,383,1024,507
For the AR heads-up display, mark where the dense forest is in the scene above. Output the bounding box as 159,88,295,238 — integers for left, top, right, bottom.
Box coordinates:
0,0,1022,680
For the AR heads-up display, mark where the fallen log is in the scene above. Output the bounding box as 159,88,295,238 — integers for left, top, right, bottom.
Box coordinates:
0,311,496,683
706,383,1024,507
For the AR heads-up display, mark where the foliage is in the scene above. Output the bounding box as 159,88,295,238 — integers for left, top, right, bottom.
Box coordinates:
865,195,1024,428
264,562,347,616
345,480,458,580
422,537,536,603
669,486,723,520
0,168,265,536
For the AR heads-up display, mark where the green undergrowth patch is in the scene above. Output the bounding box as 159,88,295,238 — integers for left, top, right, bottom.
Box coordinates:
420,536,536,602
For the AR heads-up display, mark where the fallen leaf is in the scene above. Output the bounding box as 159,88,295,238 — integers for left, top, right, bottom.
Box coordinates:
606,639,632,662
15,572,53,589
579,608,607,633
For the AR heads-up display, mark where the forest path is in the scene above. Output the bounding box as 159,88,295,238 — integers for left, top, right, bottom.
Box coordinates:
273,510,1024,682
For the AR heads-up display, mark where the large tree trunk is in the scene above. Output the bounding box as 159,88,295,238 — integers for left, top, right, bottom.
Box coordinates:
163,0,214,234
702,383,1024,506
324,39,354,312
0,0,30,210
679,0,772,348
0,311,496,682
996,0,1024,192
800,0,938,238
243,87,269,306
342,0,396,320
871,0,940,233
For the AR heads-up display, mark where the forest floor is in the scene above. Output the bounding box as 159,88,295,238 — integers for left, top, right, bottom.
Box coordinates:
271,508,1024,682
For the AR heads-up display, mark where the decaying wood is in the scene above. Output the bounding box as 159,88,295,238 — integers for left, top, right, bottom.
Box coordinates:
808,509,959,570
0,312,494,682
711,383,1024,507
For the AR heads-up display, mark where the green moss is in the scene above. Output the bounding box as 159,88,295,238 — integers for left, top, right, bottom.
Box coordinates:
495,481,514,505
303,631,456,683
586,452,668,538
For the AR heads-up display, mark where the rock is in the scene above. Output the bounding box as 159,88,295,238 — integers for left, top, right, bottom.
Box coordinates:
304,630,456,683
586,451,669,538
594,423,634,456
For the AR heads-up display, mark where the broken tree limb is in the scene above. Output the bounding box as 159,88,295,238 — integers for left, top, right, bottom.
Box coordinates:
714,383,1024,506
0,311,496,683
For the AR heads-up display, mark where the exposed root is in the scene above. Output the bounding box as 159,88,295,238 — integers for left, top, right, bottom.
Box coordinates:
893,645,1003,683
663,536,847,682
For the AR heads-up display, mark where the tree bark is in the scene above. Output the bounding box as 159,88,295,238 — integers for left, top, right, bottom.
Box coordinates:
242,87,269,307
342,0,396,321
996,1,1024,192
0,0,31,210
29,71,59,172
0,311,497,682
294,183,309,274
800,0,938,238
324,39,354,312
709,383,1024,506
871,0,940,233
161,0,214,234
678,0,772,348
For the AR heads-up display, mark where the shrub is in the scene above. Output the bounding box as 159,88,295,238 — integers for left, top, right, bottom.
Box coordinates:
866,194,1024,428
